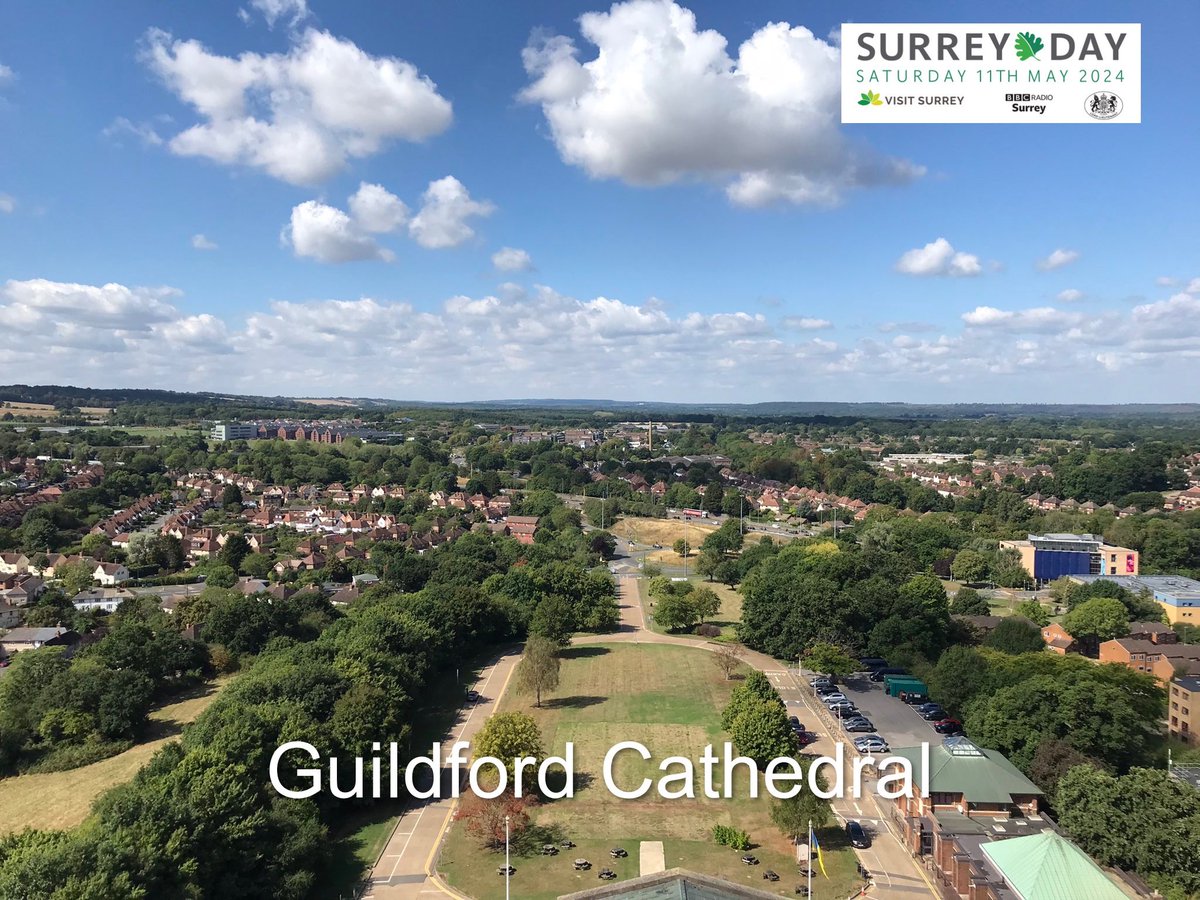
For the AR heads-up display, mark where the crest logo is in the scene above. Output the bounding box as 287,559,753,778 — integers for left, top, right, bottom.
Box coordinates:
1085,92,1122,119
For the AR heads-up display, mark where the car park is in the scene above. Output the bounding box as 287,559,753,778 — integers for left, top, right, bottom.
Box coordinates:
846,821,871,849
934,718,963,735
919,706,948,721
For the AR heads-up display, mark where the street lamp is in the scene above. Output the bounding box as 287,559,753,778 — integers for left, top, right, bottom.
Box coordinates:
504,815,511,900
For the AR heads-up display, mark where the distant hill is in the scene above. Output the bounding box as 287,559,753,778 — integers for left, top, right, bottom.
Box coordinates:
3,384,1200,422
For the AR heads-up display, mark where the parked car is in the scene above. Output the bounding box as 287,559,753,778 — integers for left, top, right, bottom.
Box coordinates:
915,702,943,714
813,681,837,694
827,701,857,715
854,736,890,753
934,718,963,735
869,667,908,683
919,706,948,721
795,731,816,748
842,718,876,733
846,821,871,849
466,690,481,702
821,692,849,705
788,715,801,726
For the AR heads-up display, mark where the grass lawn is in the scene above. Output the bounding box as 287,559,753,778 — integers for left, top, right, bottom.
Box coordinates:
438,643,858,899
640,578,743,641
0,677,229,836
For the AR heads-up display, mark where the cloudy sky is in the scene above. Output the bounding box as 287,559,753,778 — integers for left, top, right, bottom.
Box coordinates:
1,0,1197,403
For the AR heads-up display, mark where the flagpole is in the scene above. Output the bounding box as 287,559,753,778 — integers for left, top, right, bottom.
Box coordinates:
505,815,511,900
807,819,813,899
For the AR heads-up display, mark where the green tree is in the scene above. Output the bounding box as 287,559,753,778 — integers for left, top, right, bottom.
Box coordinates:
1014,600,1050,627
771,788,831,841
529,596,574,647
984,617,1044,654
729,698,793,764
56,559,96,596
950,587,990,616
218,533,251,572
1063,597,1129,644
221,483,243,511
950,549,989,584
690,586,720,623
801,642,858,679
673,537,691,558
473,712,545,782
653,591,699,632
515,635,561,708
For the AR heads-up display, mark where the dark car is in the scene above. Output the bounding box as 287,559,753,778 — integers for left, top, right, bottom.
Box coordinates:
794,731,816,747
466,690,481,702
869,667,908,682
846,821,871,849
842,718,876,733
814,684,839,696
919,706,948,721
915,702,942,714
788,715,801,726
934,718,963,735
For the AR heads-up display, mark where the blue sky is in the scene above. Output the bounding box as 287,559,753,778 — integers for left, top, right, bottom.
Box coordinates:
0,0,1197,403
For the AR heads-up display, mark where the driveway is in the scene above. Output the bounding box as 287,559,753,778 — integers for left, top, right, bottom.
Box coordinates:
831,676,936,751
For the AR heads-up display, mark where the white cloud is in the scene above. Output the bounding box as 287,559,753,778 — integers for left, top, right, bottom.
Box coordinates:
245,0,309,28
0,194,14,214
1187,278,1200,295
782,316,831,330
1056,288,1084,302
191,233,218,251
519,0,922,207
348,182,409,233
142,27,452,184
895,238,981,277
102,117,164,147
0,62,12,83
284,177,487,262
492,247,533,272
285,200,393,263
1036,248,1080,271
1155,276,1177,288
10,277,1200,402
408,176,494,249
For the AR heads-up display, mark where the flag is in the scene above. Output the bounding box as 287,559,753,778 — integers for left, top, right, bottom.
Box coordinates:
811,832,828,878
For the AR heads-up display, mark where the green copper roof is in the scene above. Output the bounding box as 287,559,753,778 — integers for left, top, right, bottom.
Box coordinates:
981,831,1127,900
890,738,1043,804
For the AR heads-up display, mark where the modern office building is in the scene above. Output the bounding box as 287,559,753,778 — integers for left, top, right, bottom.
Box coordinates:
209,422,259,441
999,533,1138,583
1071,573,1200,624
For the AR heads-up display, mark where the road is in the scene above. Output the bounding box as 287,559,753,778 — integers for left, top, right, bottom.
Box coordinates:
364,649,522,900
368,576,934,900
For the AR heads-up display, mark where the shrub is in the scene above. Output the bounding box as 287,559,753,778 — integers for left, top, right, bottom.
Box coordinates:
711,824,751,851
695,623,721,637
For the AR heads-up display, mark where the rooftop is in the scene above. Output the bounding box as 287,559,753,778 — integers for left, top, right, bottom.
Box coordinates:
559,869,783,899
981,831,1128,900
888,737,1043,804
1073,573,1200,600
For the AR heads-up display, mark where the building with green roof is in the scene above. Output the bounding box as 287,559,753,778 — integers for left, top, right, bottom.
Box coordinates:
981,831,1128,900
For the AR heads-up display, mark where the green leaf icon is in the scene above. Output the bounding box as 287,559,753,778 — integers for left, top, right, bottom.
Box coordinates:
1015,31,1043,61
869,91,882,106
858,91,882,107
858,92,872,106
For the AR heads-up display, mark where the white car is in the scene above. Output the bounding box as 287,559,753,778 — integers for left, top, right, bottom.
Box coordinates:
821,693,849,705
854,736,890,753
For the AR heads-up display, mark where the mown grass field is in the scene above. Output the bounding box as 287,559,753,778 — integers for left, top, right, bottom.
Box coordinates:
438,643,857,899
0,678,229,836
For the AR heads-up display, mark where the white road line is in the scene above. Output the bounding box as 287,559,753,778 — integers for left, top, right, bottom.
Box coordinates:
386,806,427,878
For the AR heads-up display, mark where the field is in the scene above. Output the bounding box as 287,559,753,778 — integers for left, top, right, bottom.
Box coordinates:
0,402,111,419
0,678,228,836
438,643,857,899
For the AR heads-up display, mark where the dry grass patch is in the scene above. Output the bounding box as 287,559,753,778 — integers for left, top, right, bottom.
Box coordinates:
0,678,229,836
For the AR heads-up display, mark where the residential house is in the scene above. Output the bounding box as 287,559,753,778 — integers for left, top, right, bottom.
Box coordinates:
504,515,540,545
1040,622,1077,655
0,626,80,656
1168,675,1200,747
93,562,131,586
1099,632,1200,685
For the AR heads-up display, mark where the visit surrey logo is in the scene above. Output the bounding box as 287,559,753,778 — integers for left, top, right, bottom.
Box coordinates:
858,90,882,106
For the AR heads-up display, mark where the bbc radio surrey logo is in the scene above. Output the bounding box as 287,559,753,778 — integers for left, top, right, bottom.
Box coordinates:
841,23,1141,124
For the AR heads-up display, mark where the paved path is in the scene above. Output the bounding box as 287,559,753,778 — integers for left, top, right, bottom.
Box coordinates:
369,574,935,900
364,649,522,900
639,841,665,877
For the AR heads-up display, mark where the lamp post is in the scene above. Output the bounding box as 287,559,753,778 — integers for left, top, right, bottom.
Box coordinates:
505,815,511,900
